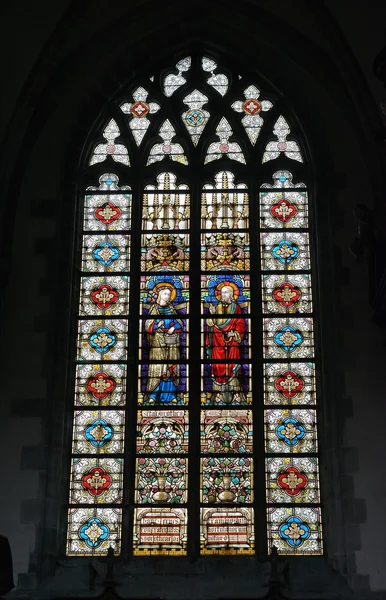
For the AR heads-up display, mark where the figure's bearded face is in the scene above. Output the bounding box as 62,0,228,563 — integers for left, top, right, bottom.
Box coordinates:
220,286,233,304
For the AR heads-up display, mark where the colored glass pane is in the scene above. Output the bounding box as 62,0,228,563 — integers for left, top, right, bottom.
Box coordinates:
135,457,188,504
141,234,190,272
202,317,251,360
74,364,127,407
264,408,318,454
262,116,303,163
182,89,210,146
266,507,323,555
139,318,189,361
259,189,308,230
84,175,131,231
262,273,312,315
201,457,253,504
136,410,189,453
201,57,228,96
263,362,316,406
82,234,130,273
260,231,310,271
140,275,189,315
69,457,124,504
142,173,190,230
138,363,188,406
201,232,250,271
263,317,314,360
231,85,273,145
201,274,250,313
201,172,248,229
79,276,129,317
76,319,128,361
163,57,191,97
120,86,160,146
133,508,187,555
266,456,320,504
89,119,129,166
147,120,188,166
72,410,125,455
204,118,245,164
200,410,253,453
67,507,122,556
201,363,252,406
200,508,254,555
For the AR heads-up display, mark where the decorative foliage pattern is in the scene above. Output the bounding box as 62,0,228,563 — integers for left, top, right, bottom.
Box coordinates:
120,86,160,146
262,116,303,163
89,120,130,166
231,85,273,145
68,55,322,559
147,120,188,166
261,171,322,554
204,118,245,164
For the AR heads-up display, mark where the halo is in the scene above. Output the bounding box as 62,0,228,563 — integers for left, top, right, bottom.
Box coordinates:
152,282,177,302
215,281,240,300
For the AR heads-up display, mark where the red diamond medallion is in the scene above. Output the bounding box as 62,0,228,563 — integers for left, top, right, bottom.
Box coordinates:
91,284,119,309
95,202,121,225
82,467,112,496
270,198,297,223
87,372,116,399
275,371,304,399
131,101,149,118
277,466,307,496
273,283,301,307
243,99,261,115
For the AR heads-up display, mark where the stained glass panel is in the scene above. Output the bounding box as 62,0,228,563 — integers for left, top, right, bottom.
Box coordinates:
202,318,250,360
138,363,188,406
266,457,320,504
139,318,189,361
135,457,188,504
120,86,160,147
67,507,122,556
69,457,124,504
259,190,308,230
264,409,318,454
76,319,128,361
202,172,248,229
201,57,229,96
200,410,253,453
262,116,303,163
182,89,210,146
89,119,129,166
201,457,253,504
204,118,245,164
200,508,254,555
142,173,190,230
231,85,273,145
140,275,189,315
266,507,322,555
201,232,250,271
201,363,252,406
260,232,310,271
163,57,191,97
74,364,127,407
263,317,314,360
133,508,187,555
201,275,250,313
79,276,130,317
82,234,130,273
72,410,125,455
141,234,190,272
84,175,131,231
147,120,188,166
261,273,312,315
263,362,316,406
136,410,189,453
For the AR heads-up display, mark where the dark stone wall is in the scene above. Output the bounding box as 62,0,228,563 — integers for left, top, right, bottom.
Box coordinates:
1,2,386,598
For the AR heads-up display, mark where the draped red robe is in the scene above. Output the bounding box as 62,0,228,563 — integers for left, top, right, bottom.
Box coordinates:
205,302,246,384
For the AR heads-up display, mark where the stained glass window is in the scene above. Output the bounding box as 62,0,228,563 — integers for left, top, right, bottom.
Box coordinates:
67,54,322,559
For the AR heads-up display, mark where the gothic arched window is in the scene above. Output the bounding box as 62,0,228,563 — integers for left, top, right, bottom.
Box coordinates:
66,54,323,558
